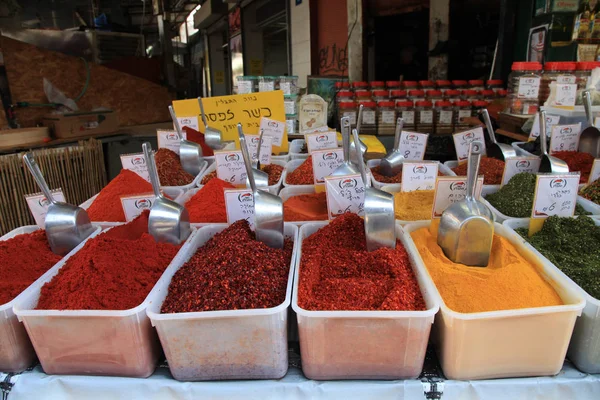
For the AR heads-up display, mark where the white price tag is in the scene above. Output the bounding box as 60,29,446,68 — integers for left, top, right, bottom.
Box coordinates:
120,193,155,221
401,110,415,124
258,82,275,92
157,129,185,154
25,189,66,227
452,127,487,163
549,123,582,153
438,110,453,124
244,134,272,166
557,75,576,84
588,159,600,183
311,148,345,184
401,162,439,192
432,176,484,219
176,116,199,131
530,113,560,140
343,111,357,125
224,188,255,228
551,84,577,107
120,153,150,182
259,117,285,147
305,131,338,153
215,150,247,186
325,174,365,218
363,110,376,125
501,157,542,185
517,76,541,99
382,111,396,124
532,174,580,218
398,131,429,160
419,110,434,124
458,110,472,120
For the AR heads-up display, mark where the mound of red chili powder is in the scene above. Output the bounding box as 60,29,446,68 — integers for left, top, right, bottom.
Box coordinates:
286,156,314,185
552,151,594,183
155,148,195,186
0,230,62,305
298,213,425,311
87,169,153,222
36,211,179,310
452,157,504,185
161,219,293,313
185,178,235,222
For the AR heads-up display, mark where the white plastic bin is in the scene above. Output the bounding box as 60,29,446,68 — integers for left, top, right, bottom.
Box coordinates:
146,224,299,381
503,218,600,374
279,185,326,225
402,221,586,380
289,139,309,160
196,160,286,195
292,221,439,380
367,159,456,189
13,227,193,377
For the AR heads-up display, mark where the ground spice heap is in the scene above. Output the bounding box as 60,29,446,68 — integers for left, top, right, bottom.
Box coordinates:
580,178,600,204
517,216,600,299
185,178,235,222
0,230,62,305
371,166,442,184
161,220,293,313
298,213,426,311
411,227,562,313
552,151,593,183
37,211,179,310
201,164,283,186
286,156,314,185
284,192,328,221
87,169,152,222
155,148,195,186
452,156,504,185
393,190,435,221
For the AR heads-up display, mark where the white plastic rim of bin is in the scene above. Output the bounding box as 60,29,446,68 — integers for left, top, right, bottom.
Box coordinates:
194,160,287,195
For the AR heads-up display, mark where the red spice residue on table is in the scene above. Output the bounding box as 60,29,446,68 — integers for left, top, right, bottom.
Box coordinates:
298,213,426,311
185,178,235,223
155,148,195,186
452,157,505,185
371,165,442,184
0,230,62,305
552,151,594,183
286,156,314,185
201,164,283,186
161,219,293,313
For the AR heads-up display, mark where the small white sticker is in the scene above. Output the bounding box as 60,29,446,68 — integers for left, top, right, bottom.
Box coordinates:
530,113,560,140
517,76,541,99
362,110,376,125
25,189,66,227
452,127,487,162
501,157,542,185
325,174,365,218
401,110,415,124
532,174,580,218
401,162,439,192
224,188,255,228
157,129,186,154
244,134,272,166
438,110,453,124
557,75,576,84
305,131,338,153
432,176,484,219
311,148,345,184
552,84,577,107
549,123,582,154
398,131,429,160
120,193,155,221
259,117,285,147
215,150,247,186
419,110,434,124
120,153,150,182
382,111,396,124
589,159,600,183
176,116,199,132
458,110,472,120
258,81,275,92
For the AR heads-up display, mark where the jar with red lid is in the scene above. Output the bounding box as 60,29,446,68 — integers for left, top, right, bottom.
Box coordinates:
497,89,507,98
486,79,504,92
370,81,386,91
359,101,378,135
445,89,461,101
408,89,425,102
540,62,577,106
576,62,600,105
481,90,496,100
472,100,489,115
355,90,372,102
507,61,542,114
352,81,369,91
403,81,419,90
377,101,397,136
372,90,389,102
426,90,444,103
386,81,402,90
395,100,415,131
415,100,434,133
336,90,354,103
435,100,454,134
338,102,358,130
335,81,351,90
462,89,481,102
390,90,408,101
454,100,473,131
452,80,468,90
468,80,485,90
419,80,436,90
436,80,452,93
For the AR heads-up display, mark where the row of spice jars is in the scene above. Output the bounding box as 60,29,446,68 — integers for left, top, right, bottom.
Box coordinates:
237,75,299,95
335,80,504,92
338,88,505,104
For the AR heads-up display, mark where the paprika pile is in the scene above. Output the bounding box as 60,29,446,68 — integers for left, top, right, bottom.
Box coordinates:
552,151,594,183
0,230,62,305
286,156,314,185
201,164,283,186
185,178,235,223
37,211,179,310
155,148,195,186
298,213,426,311
161,219,293,313
452,157,505,185
283,192,328,221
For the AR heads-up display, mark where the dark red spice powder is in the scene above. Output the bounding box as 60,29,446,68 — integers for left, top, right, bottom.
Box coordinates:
371,165,443,184
286,156,314,185
201,164,283,186
0,230,62,305
155,148,195,186
552,151,594,183
36,211,179,310
185,178,235,223
161,219,293,313
182,126,214,156
452,156,505,185
298,213,426,311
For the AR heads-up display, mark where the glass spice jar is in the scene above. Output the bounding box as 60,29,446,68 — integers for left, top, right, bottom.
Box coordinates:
352,81,369,91
445,89,461,101
462,89,481,103
396,100,416,131
355,90,372,102
486,79,504,92
507,61,542,115
237,76,257,94
390,90,408,101
435,100,454,134
377,101,396,136
370,81,386,91
336,90,354,103
279,76,299,95
284,95,298,115
472,100,489,115
286,114,297,135
452,80,468,90
258,76,277,92
386,81,403,90
419,80,436,91
408,89,426,102
338,102,358,130
468,80,485,91
372,90,389,102
540,62,577,105
436,80,452,93
454,100,473,131
359,101,378,135
497,89,508,98
426,89,444,103
415,100,434,133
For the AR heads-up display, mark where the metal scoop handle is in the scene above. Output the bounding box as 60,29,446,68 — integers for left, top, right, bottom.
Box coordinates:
238,123,257,192
466,141,483,201
143,142,163,199
255,128,265,169
23,153,57,205
393,117,404,151
341,116,351,161
168,105,185,141
584,90,594,126
481,109,497,145
539,110,549,156
352,128,370,188
198,96,209,128
356,104,364,133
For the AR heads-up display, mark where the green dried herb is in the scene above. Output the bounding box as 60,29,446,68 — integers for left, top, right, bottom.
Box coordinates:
580,179,600,204
516,216,600,299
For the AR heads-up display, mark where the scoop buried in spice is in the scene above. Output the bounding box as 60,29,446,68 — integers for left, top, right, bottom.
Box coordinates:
438,141,494,267
143,142,191,245
238,123,284,249
168,105,204,176
538,110,569,174
330,116,360,177
379,117,405,177
481,109,516,162
23,153,95,256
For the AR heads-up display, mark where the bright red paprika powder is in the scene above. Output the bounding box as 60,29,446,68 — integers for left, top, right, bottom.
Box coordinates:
185,178,235,223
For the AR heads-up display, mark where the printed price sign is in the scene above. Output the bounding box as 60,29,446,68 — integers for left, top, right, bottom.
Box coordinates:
431,176,484,219
215,150,247,186
401,162,439,192
531,173,580,218
25,189,66,227
530,113,560,140
224,188,255,228
325,174,365,218
551,84,577,107
452,127,487,163
157,129,185,154
517,76,541,99
311,148,345,184
398,131,429,160
501,157,541,185
245,134,272,165
120,153,150,182
175,116,199,131
259,117,285,147
120,193,155,221
549,123,582,154
588,159,600,183
305,131,338,153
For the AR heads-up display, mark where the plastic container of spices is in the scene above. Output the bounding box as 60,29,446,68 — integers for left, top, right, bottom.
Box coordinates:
497,89,508,98
284,95,298,115
507,61,542,115
377,101,396,136
452,80,468,90
402,221,585,380
403,81,419,90
387,81,403,90
454,100,473,131
436,80,452,93
426,90,444,103
359,101,378,135
462,89,481,103
468,80,485,91
472,100,489,115
370,81,386,91
335,81,351,91
486,79,504,92
355,90,372,102
445,89,461,101
372,90,389,102
390,90,408,101
338,102,358,130
408,89,425,103
279,76,299,95
419,80,436,91
396,100,416,131
540,62,577,105
336,90,354,103
435,100,454,135
286,114,297,135
352,81,369,90
258,76,277,92
237,76,257,94
292,221,439,380
481,90,496,101
415,100,434,133
575,62,600,104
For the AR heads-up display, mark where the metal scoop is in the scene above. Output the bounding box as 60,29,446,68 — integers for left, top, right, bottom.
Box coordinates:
579,90,600,157
352,128,396,251
438,141,494,267
538,110,569,174
198,96,231,150
23,153,95,255
331,116,360,177
245,128,270,188
238,123,284,249
143,142,191,245
481,109,516,161
168,105,204,176
349,104,368,162
379,117,406,176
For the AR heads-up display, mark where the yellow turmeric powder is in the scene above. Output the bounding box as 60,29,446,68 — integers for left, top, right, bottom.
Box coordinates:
393,190,434,221
410,227,563,313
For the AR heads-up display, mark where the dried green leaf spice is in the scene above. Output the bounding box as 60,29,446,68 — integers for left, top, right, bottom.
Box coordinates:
516,216,600,299
580,179,600,205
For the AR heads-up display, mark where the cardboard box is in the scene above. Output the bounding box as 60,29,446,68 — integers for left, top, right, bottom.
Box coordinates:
43,110,119,139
